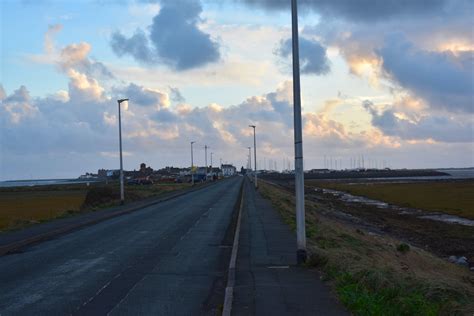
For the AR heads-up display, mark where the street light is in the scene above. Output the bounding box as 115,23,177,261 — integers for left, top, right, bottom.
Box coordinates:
191,141,195,185
247,147,252,170
249,125,257,188
210,152,214,180
117,98,128,205
204,145,208,180
291,0,307,264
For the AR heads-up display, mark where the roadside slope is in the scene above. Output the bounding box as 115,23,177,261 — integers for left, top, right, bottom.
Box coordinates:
258,180,474,315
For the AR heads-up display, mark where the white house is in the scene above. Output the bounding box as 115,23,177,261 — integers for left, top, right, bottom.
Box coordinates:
221,164,236,177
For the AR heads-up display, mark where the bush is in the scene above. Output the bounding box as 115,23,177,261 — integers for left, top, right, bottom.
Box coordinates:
397,243,410,253
81,186,120,209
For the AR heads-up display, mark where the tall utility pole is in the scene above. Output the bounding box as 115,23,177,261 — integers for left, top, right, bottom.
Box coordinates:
249,125,257,188
291,0,307,264
117,98,128,205
211,152,213,169
191,141,195,185
204,145,208,178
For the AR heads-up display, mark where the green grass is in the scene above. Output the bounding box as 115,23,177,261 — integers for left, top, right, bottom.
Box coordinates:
308,180,474,219
335,271,438,316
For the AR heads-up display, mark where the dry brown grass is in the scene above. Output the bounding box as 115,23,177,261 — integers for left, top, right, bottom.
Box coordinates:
0,182,192,231
258,180,474,315
0,190,87,231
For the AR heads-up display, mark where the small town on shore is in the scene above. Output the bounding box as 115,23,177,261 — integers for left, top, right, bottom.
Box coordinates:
79,162,239,184
78,161,454,185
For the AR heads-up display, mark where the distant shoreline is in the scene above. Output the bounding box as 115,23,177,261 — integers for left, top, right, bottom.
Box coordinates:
264,168,474,181
1,168,473,188
0,179,102,188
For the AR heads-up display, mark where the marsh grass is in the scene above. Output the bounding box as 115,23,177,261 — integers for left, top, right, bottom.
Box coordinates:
308,180,474,220
0,182,191,231
0,190,87,230
258,181,474,315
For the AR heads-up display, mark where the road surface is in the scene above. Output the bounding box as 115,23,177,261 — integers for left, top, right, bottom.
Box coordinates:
0,177,242,315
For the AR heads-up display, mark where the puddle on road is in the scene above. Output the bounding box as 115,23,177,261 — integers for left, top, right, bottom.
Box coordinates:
317,188,474,227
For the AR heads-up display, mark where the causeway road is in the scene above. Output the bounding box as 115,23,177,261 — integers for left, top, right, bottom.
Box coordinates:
0,177,243,315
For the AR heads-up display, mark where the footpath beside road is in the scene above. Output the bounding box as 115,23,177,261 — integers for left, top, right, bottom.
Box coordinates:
232,178,347,315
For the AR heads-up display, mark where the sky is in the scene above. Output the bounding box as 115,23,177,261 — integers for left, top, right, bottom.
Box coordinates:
1,0,473,180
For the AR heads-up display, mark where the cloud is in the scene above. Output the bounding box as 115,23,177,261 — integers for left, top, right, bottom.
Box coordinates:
44,24,63,55
116,83,170,109
24,26,114,104
27,25,114,81
169,87,185,103
110,30,156,64
151,108,179,123
275,36,330,75
67,69,105,101
377,34,474,113
1,86,38,124
301,4,473,114
59,42,114,80
0,84,6,100
2,76,471,180
237,0,452,21
110,0,220,70
363,100,473,143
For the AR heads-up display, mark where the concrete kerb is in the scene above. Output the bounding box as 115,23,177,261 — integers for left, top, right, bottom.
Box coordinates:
222,179,245,316
0,179,226,257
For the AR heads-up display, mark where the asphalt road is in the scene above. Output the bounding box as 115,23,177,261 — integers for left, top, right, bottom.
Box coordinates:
0,176,243,315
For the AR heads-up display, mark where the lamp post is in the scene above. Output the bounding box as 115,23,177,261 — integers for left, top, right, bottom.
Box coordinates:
117,98,128,205
291,0,307,264
249,125,257,188
191,141,195,185
247,147,251,171
204,145,208,179
210,152,213,180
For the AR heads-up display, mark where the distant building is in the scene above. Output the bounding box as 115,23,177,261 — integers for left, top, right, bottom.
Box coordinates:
307,168,330,174
221,164,236,177
139,163,153,176
107,170,120,177
98,169,120,179
78,172,97,180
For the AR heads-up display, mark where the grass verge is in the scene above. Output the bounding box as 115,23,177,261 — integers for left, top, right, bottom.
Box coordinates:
258,180,474,315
